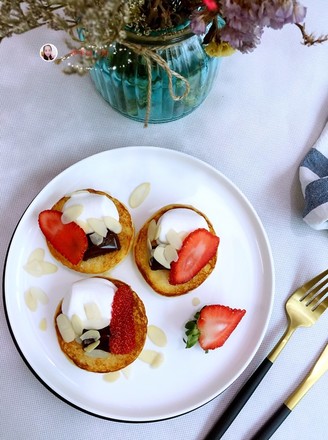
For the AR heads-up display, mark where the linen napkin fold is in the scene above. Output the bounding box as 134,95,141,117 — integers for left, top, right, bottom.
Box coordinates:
299,121,328,229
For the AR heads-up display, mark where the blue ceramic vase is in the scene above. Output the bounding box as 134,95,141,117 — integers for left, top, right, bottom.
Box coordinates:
89,26,222,124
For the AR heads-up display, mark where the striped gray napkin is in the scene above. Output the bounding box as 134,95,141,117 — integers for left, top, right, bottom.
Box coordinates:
299,121,328,229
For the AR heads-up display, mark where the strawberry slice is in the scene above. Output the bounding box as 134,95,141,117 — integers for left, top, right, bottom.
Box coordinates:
169,228,220,285
184,305,246,351
38,210,88,265
109,285,136,354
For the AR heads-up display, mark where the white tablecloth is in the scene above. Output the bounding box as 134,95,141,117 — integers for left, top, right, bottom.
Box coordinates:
1,2,328,439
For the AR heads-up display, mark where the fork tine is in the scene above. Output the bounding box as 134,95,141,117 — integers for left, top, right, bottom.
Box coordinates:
314,294,328,314
309,286,328,308
302,278,328,305
300,268,328,294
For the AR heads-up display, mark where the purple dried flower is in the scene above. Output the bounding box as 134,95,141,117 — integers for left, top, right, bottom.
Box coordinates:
221,23,263,53
191,11,207,35
217,0,307,52
262,1,306,29
292,3,307,23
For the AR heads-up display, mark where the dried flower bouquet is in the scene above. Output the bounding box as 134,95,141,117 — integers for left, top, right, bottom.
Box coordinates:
1,1,327,66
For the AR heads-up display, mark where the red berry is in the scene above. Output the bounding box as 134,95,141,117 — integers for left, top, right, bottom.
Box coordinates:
38,210,87,265
197,305,246,351
109,285,136,354
169,228,220,285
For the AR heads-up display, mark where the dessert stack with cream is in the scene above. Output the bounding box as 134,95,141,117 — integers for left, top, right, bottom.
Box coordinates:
55,277,147,373
38,189,134,273
134,204,220,296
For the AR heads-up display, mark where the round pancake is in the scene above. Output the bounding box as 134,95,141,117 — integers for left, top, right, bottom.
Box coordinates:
48,189,134,274
55,278,148,373
134,204,218,296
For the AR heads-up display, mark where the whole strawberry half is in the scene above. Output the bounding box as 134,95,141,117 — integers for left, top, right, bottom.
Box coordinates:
169,228,220,285
38,209,88,265
109,285,136,354
184,305,246,351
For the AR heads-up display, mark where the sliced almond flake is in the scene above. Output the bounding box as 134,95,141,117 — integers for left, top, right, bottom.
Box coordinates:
30,287,49,305
147,238,152,254
76,220,92,234
151,352,164,369
27,248,45,263
24,289,38,311
40,261,58,275
138,349,157,364
147,219,157,242
56,313,75,343
39,318,47,331
164,245,178,264
166,229,183,250
104,216,122,234
71,314,84,336
23,260,44,277
87,218,107,237
103,372,120,382
138,349,164,368
24,259,57,277
83,340,100,353
129,182,151,208
153,245,171,269
89,232,103,246
192,297,201,307
154,224,161,241
84,302,102,321
61,204,84,224
80,329,100,341
147,325,167,347
121,365,132,380
86,349,110,358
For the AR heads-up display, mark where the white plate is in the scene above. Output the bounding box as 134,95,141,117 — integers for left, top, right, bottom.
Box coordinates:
3,146,274,422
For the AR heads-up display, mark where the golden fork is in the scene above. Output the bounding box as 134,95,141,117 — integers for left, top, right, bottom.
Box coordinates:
250,341,328,439
204,269,328,440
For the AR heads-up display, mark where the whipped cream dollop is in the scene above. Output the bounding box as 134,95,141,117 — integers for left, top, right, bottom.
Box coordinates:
157,208,209,243
63,191,119,222
62,190,121,238
61,278,117,330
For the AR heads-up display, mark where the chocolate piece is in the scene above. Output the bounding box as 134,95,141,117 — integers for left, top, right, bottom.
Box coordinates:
97,326,111,352
81,326,111,352
83,229,121,260
149,257,168,271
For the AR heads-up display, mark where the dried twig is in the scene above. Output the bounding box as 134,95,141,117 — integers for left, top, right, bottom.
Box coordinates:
296,23,328,46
